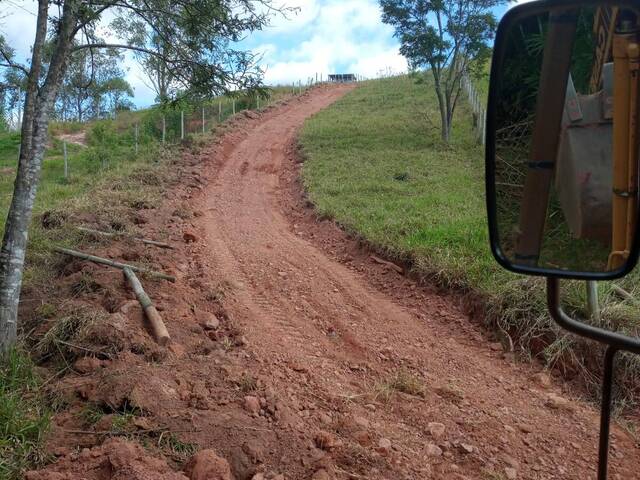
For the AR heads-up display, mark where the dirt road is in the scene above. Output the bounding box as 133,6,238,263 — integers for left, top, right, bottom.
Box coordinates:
201,86,639,479
33,86,639,480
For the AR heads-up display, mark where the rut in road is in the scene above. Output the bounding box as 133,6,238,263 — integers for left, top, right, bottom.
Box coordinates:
201,85,639,478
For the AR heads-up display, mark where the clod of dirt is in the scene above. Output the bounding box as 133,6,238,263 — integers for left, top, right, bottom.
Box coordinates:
229,447,254,480
183,230,198,243
353,430,371,447
184,450,235,480
243,395,260,415
311,469,333,480
73,356,107,374
24,438,188,480
314,431,342,451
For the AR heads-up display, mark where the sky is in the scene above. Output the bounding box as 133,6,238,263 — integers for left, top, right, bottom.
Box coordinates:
0,0,521,108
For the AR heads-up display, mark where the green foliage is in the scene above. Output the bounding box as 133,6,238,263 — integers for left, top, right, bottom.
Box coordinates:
0,348,50,479
380,0,505,140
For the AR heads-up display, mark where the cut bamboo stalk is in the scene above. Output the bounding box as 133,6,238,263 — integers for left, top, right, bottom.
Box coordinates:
77,226,174,249
123,267,170,346
611,284,639,304
54,247,176,282
369,255,404,274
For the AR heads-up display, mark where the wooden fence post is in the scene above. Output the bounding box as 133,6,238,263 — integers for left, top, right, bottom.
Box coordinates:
218,100,222,122
162,116,166,144
181,110,185,140
233,99,236,115
63,141,68,179
202,107,205,134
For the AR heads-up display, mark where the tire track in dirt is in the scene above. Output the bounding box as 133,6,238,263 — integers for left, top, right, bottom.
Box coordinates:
201,85,640,479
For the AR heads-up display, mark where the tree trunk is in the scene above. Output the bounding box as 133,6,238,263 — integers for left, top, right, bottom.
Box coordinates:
434,83,449,143
0,0,76,353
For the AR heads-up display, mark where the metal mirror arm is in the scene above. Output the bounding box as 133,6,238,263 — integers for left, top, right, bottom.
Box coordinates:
547,277,640,480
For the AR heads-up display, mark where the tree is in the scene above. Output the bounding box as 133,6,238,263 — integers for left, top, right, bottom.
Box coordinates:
0,0,288,353
380,0,505,142
56,46,132,121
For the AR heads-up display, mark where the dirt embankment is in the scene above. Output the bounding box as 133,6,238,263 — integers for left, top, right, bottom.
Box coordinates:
28,85,639,480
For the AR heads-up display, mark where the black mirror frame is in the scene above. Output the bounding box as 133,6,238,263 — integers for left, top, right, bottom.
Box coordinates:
486,0,640,280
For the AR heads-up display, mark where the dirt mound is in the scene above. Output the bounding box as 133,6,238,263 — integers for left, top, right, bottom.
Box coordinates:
25,438,189,480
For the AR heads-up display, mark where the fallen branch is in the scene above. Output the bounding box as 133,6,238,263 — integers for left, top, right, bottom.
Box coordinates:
123,267,171,346
77,226,174,250
611,284,639,305
54,247,176,282
370,255,404,274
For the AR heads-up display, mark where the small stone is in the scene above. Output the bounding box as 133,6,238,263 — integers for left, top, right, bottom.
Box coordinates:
183,230,198,243
244,396,261,414
460,443,474,454
505,467,518,479
426,443,443,457
502,454,519,469
377,438,392,456
545,393,574,411
199,312,220,330
532,372,552,388
251,474,265,480
518,424,533,434
318,413,332,425
428,422,446,439
490,342,503,351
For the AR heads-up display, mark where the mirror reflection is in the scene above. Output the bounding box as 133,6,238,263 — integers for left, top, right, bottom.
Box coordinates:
494,5,640,273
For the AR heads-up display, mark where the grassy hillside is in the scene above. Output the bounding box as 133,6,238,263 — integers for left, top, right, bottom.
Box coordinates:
300,74,640,403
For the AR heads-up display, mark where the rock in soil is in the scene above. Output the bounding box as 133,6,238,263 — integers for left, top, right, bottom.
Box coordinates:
198,311,220,330
314,431,341,451
428,422,446,439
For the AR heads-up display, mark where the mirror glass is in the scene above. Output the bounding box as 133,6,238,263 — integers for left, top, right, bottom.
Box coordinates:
492,4,640,274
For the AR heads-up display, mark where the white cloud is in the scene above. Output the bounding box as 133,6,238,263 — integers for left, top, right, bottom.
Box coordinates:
258,0,407,85
1,0,408,106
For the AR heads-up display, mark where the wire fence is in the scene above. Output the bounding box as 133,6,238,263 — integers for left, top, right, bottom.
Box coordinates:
1,75,369,182
461,71,487,145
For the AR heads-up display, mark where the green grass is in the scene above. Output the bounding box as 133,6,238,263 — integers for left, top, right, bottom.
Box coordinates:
0,349,51,479
300,74,640,404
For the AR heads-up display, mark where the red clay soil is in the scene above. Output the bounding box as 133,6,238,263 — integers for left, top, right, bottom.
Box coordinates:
29,85,640,480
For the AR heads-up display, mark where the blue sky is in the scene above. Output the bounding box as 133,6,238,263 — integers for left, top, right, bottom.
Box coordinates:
0,0,520,108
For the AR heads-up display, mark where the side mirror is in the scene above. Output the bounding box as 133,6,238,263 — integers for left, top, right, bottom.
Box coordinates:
486,0,640,280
